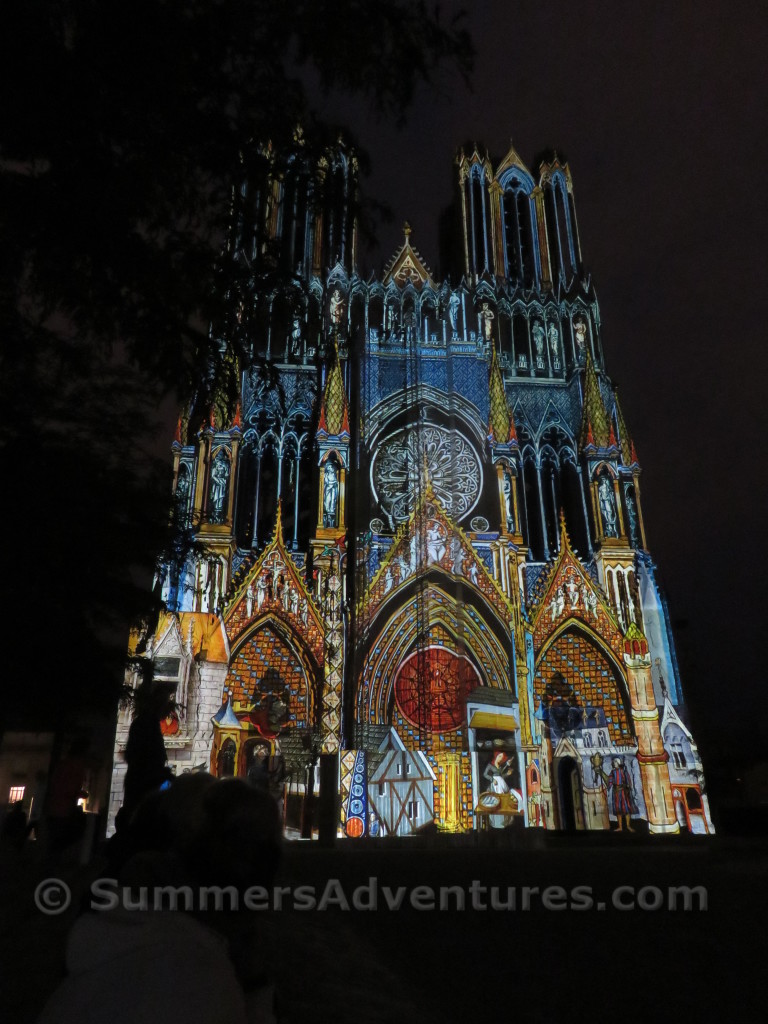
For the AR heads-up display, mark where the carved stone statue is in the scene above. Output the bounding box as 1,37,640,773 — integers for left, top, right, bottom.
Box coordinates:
323,462,339,527
502,470,515,532
291,315,302,355
626,489,639,546
448,292,460,333
480,302,495,342
532,322,545,361
209,454,229,521
547,322,560,354
574,320,587,361
175,466,190,505
598,476,618,538
426,522,446,565
329,289,345,326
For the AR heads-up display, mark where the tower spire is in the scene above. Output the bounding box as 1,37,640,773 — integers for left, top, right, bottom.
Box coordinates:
579,351,611,450
488,348,517,443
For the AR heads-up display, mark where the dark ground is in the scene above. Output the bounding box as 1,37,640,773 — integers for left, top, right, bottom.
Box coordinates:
2,829,766,1023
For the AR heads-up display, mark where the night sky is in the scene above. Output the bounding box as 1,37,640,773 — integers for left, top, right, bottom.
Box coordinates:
315,2,768,762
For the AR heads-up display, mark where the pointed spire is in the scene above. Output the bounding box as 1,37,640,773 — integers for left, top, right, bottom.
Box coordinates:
231,401,242,430
558,509,572,554
614,390,633,466
174,415,183,445
488,348,517,444
319,342,349,436
272,498,284,547
580,352,611,450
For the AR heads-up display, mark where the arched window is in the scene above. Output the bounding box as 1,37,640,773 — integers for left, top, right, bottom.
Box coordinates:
534,629,632,744
502,180,535,287
469,171,490,275
217,739,237,778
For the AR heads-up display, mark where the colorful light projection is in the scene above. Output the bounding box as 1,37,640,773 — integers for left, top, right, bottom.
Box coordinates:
110,138,714,841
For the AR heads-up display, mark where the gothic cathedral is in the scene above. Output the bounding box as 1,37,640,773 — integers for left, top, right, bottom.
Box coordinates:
109,137,713,837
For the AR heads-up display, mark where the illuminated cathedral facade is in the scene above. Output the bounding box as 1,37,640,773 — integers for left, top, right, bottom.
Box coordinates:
109,137,713,837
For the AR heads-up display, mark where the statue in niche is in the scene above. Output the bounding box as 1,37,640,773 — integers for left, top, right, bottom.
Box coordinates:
625,488,640,546
480,302,495,342
598,476,618,538
323,462,339,527
300,597,309,627
547,322,560,365
246,584,255,617
291,315,302,356
256,574,268,611
175,466,190,506
532,321,545,367
548,322,561,368
448,292,460,335
209,454,229,522
502,470,515,532
574,320,587,362
329,289,345,326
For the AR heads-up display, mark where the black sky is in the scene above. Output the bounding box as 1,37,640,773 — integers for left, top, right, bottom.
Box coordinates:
314,1,768,761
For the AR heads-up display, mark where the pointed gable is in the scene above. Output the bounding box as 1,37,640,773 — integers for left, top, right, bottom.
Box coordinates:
495,140,533,182
529,516,624,661
358,484,513,629
382,223,436,291
129,612,229,664
223,507,324,664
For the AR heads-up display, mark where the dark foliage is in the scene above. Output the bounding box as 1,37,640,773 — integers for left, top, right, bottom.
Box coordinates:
0,2,472,726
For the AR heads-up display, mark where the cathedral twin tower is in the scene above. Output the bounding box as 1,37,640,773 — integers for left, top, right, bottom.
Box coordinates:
110,135,713,838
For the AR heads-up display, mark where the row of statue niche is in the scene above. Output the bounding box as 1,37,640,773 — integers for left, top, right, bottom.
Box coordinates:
326,287,590,364
381,524,483,593
548,577,599,623
244,562,311,627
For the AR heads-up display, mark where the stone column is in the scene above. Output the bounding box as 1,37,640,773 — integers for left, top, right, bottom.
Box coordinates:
623,631,679,834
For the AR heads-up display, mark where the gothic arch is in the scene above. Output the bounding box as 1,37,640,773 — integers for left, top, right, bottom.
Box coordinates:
227,615,321,730
357,578,513,731
534,621,633,744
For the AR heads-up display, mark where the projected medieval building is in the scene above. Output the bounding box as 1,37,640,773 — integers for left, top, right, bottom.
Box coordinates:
109,139,713,837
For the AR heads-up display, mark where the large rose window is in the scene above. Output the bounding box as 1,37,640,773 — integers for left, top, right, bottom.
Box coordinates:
394,647,481,733
372,424,481,527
